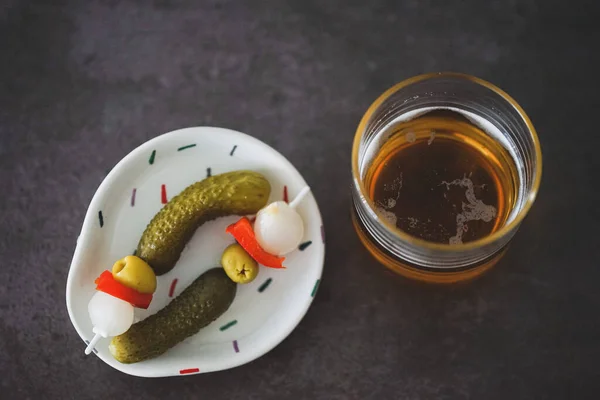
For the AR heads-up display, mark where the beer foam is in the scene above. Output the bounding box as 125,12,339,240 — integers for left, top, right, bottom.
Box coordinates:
384,175,403,192
441,176,497,245
407,217,419,228
376,172,402,226
427,130,436,145
375,206,398,226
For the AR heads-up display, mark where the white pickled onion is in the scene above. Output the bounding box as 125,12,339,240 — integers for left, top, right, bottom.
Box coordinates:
88,291,134,337
254,201,304,256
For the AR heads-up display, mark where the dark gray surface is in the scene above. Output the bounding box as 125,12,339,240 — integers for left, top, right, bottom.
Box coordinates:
1,0,599,399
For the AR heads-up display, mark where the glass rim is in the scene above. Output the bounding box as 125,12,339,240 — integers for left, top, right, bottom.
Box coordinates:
351,71,543,252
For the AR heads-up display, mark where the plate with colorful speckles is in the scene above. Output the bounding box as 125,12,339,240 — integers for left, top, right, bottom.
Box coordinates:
65,126,325,377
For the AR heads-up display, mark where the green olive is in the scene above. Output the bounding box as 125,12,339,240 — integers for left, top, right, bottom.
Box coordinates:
112,255,157,294
221,244,259,284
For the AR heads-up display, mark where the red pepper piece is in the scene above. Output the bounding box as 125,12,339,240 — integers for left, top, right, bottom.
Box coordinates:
226,217,286,269
94,270,153,309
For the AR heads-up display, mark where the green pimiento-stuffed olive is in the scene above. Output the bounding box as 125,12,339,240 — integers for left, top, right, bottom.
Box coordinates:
221,243,259,284
111,255,157,294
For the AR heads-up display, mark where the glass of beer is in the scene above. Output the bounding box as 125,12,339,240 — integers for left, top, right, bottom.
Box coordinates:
351,72,542,283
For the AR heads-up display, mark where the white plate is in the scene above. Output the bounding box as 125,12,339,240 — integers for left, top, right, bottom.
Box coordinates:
65,127,325,377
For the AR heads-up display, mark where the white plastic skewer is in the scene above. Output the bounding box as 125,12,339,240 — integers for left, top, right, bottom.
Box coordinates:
288,186,311,209
85,332,102,355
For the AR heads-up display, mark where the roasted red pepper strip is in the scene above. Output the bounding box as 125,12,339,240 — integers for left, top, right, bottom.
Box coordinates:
226,217,286,269
94,270,153,309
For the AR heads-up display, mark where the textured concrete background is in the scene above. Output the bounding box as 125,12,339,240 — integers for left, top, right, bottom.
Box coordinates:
1,0,599,399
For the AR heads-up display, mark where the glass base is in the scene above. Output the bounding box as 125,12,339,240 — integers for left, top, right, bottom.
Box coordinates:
351,210,507,284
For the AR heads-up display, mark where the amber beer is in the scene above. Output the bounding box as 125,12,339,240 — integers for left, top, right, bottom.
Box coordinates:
351,73,542,283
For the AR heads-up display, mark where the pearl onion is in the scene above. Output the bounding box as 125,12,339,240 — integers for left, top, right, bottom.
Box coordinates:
88,291,134,337
254,201,304,256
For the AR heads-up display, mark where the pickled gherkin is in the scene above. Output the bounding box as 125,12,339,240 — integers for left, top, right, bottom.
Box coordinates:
137,170,271,275
109,268,236,364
